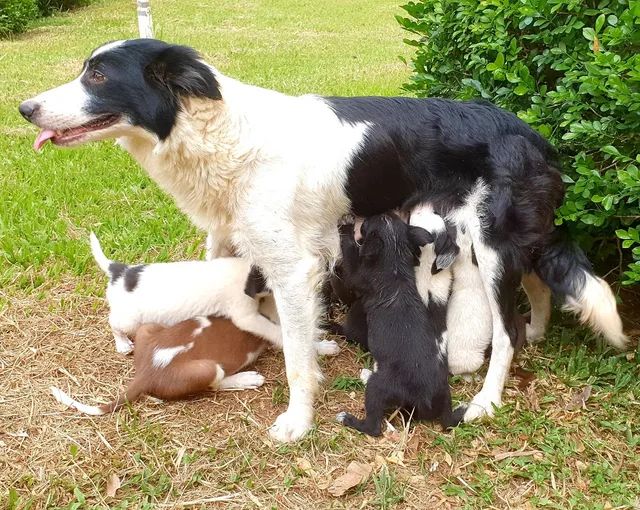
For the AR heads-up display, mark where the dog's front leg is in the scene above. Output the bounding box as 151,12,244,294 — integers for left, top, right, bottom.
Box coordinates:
267,256,324,443
205,229,233,260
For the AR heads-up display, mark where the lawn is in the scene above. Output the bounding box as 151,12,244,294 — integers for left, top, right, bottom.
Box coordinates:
1,1,639,509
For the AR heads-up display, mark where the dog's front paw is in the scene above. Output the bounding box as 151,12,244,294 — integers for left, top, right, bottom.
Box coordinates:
269,409,313,443
315,339,341,356
463,392,501,423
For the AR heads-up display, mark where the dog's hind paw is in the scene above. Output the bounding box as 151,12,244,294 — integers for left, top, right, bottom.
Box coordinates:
218,371,265,390
463,392,501,422
269,409,313,443
315,339,340,356
525,324,545,343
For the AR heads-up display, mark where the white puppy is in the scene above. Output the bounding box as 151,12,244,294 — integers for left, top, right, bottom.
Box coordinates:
90,232,283,354
409,204,492,377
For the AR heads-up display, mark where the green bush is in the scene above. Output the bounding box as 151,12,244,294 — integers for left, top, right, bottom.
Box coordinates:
37,0,92,16
0,0,39,36
398,0,640,285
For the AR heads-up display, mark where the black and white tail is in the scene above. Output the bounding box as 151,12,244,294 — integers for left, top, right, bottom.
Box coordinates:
534,235,628,349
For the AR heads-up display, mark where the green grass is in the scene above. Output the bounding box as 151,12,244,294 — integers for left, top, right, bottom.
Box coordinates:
0,0,409,294
1,1,639,509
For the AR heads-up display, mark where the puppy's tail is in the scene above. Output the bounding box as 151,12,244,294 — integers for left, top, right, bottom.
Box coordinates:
50,382,143,416
89,232,113,275
534,233,628,349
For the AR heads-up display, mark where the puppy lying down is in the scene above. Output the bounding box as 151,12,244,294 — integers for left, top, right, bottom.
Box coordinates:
51,315,267,415
336,214,465,436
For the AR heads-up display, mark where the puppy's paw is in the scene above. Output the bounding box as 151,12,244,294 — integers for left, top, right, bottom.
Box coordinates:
336,411,349,423
315,339,341,356
269,409,313,443
359,368,372,384
221,371,265,390
463,392,501,423
115,337,134,354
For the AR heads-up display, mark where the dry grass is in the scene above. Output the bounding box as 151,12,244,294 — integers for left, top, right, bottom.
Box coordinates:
3,274,638,509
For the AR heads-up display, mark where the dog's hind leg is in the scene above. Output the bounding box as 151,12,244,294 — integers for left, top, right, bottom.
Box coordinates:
521,272,551,343
267,256,325,442
464,242,521,423
336,372,388,437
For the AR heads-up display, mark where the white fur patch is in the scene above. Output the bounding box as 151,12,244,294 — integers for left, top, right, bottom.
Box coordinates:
564,273,628,349
152,342,194,369
192,316,212,337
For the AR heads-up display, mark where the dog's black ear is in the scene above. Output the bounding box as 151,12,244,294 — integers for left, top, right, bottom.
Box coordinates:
244,266,269,298
146,45,222,100
433,227,459,272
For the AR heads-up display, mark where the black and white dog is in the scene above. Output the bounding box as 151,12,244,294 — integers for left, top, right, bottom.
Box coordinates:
19,39,627,441
336,213,463,436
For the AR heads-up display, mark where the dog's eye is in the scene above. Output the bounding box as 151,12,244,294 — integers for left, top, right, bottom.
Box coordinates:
89,70,106,83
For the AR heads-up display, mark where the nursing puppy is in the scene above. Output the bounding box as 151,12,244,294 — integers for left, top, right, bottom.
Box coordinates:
90,233,282,355
409,203,492,377
51,316,267,415
336,214,464,436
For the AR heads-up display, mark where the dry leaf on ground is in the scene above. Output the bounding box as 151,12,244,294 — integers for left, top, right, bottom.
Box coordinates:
565,385,592,411
327,461,373,497
105,473,121,498
494,450,542,461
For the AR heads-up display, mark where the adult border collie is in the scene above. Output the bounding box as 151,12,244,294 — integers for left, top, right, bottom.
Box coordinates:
19,39,627,442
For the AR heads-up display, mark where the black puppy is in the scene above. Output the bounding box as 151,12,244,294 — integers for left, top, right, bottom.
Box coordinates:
326,224,369,351
336,213,465,436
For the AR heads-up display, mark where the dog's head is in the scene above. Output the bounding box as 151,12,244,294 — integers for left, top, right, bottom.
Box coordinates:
19,39,221,150
359,213,433,271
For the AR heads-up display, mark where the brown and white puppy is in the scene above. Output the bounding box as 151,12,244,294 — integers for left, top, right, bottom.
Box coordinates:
51,315,267,415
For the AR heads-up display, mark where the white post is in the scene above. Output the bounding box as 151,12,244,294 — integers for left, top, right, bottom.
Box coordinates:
137,0,154,38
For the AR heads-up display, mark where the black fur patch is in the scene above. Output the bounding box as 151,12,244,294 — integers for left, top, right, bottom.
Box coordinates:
108,262,127,283
124,265,146,292
244,265,269,298
82,39,221,140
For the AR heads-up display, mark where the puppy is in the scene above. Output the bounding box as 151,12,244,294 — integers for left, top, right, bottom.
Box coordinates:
336,213,465,436
90,232,282,354
51,316,267,414
326,225,369,351
409,204,492,377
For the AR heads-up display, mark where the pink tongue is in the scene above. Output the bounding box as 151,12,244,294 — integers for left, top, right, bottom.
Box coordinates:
33,129,56,152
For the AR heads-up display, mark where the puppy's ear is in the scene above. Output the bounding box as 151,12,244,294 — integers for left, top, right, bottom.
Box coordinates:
146,45,222,100
244,266,269,298
433,227,459,272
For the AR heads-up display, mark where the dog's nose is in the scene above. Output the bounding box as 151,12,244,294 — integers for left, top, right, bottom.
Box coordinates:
18,100,39,122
